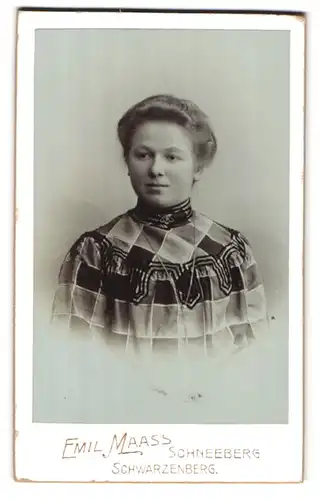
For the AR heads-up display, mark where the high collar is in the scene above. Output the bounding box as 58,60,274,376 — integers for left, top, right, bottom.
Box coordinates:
129,198,193,229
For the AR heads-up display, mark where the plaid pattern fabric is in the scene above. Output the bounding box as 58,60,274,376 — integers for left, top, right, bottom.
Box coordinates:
52,204,267,356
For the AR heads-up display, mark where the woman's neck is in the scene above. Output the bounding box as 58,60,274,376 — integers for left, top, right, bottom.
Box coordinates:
137,197,191,213
131,198,193,229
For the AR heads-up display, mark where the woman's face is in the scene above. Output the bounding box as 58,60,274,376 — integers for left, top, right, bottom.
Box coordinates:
127,121,202,208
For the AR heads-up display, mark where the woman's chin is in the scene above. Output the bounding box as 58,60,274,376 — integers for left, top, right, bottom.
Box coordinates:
139,192,185,209
140,194,173,208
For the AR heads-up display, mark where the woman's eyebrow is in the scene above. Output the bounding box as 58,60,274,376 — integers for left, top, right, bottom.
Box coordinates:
133,144,153,151
135,142,150,149
164,146,184,153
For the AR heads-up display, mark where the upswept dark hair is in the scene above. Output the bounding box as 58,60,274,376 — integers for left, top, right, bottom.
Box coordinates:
117,94,217,168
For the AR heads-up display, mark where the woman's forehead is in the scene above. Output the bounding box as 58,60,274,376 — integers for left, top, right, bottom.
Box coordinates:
131,121,193,150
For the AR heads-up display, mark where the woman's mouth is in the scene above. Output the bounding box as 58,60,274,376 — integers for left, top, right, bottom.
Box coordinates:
146,183,169,188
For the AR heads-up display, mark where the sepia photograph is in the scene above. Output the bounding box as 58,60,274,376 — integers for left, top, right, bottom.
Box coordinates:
35,25,287,425
14,10,304,483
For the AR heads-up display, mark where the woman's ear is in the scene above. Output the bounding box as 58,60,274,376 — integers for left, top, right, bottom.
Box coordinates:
193,165,204,182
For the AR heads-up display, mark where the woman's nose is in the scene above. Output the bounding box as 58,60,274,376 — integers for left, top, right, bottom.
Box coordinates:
149,155,165,176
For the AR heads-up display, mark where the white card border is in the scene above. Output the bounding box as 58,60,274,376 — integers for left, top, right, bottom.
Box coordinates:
14,10,305,484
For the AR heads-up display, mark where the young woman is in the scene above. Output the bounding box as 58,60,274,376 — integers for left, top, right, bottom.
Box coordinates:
52,94,268,404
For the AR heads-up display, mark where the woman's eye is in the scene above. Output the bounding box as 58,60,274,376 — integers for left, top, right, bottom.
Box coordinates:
166,154,178,162
135,151,151,160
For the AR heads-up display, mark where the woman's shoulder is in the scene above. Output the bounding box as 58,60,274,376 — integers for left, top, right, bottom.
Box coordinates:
192,211,254,267
66,211,138,257
194,211,249,247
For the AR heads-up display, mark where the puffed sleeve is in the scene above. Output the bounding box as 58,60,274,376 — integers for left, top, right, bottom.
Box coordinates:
51,231,108,331
228,232,268,345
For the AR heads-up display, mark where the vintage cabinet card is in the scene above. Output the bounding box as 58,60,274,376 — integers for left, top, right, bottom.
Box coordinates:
14,9,305,483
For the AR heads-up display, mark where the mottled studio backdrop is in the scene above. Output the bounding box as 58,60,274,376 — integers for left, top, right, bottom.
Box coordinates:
33,29,290,424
